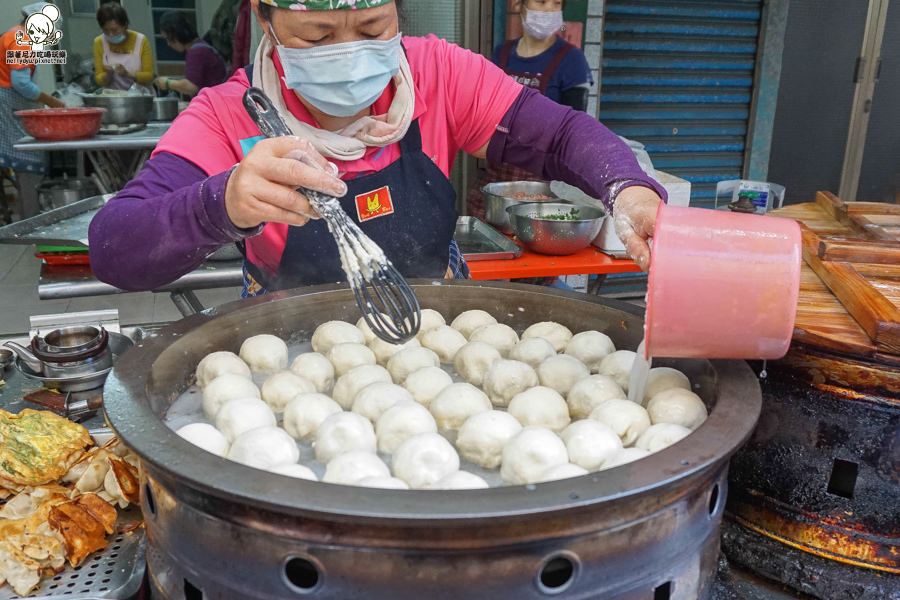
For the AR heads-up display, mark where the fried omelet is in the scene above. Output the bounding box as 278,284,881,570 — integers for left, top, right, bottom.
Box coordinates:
0,409,92,491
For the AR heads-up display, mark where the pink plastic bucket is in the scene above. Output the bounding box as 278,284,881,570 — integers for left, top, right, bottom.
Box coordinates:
645,204,802,359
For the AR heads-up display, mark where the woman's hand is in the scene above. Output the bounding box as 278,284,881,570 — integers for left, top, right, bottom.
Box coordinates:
113,64,128,77
612,185,662,271
154,76,167,91
224,137,347,229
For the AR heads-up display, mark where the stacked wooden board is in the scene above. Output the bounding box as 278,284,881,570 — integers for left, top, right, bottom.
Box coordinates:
772,191,900,365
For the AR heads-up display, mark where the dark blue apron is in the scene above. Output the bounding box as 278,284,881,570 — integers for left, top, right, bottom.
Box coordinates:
243,118,459,292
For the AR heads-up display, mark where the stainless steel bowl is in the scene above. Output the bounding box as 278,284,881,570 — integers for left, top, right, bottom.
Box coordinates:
506,202,606,255
80,93,153,125
481,181,560,234
151,97,178,121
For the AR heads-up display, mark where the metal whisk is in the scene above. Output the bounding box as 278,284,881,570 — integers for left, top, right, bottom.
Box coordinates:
242,88,421,343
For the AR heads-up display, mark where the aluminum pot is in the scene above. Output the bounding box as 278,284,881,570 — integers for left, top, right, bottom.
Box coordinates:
4,325,112,378
104,281,762,600
151,97,179,122
37,177,97,209
481,181,560,234
80,93,153,125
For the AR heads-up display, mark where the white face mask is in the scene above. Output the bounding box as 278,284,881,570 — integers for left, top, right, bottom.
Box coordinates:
521,9,563,40
272,29,401,118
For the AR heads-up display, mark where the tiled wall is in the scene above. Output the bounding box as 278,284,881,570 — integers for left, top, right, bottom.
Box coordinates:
584,0,605,118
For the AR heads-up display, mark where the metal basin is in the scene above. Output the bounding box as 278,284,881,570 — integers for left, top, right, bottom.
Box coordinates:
151,97,178,122
80,93,153,125
482,181,560,234
507,202,606,255
103,280,761,599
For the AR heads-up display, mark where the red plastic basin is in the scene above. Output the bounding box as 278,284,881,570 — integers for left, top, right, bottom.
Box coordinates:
15,107,107,141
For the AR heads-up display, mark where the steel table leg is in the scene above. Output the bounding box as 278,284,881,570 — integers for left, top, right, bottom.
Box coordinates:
169,290,205,316
588,274,607,295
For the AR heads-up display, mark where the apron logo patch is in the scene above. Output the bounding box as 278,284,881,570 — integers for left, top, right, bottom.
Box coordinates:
355,186,394,222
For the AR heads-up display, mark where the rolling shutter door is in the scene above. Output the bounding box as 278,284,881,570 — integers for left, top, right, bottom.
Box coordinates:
599,0,762,208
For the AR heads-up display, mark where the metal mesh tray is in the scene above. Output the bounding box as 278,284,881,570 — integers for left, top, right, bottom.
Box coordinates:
455,216,523,261
0,507,146,600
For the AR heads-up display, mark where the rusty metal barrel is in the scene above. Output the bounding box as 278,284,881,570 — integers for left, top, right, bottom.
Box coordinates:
724,197,900,599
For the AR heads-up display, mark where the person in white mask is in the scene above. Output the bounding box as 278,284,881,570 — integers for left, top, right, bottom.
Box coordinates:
93,2,154,90
89,0,666,296
466,0,593,221
499,0,591,110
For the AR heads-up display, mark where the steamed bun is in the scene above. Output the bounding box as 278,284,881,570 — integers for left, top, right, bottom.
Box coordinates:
566,374,626,419
522,321,572,352
482,359,538,407
644,367,692,404
450,309,497,339
260,370,316,412
311,320,365,355
239,334,288,373
403,366,453,407
290,352,335,394
196,351,251,389
453,341,502,387
469,323,519,357
646,388,707,430
564,331,615,372
456,410,522,469
226,426,298,470
202,373,260,419
500,427,568,485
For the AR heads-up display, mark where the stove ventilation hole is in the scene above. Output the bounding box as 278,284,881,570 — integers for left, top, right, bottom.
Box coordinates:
827,458,858,499
144,483,157,516
184,578,203,600
653,581,672,600
536,554,578,595
708,483,720,516
284,556,321,592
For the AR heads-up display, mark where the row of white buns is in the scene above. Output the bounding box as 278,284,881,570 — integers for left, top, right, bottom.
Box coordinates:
177,310,709,489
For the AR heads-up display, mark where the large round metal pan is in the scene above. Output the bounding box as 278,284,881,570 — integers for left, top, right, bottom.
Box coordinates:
103,280,762,599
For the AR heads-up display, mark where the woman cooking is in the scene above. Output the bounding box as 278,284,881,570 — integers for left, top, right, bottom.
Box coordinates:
1,2,65,214
154,11,228,97
93,2,154,91
468,0,593,219
88,0,664,296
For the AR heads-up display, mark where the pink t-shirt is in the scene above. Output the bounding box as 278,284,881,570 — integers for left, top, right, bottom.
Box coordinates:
154,35,523,274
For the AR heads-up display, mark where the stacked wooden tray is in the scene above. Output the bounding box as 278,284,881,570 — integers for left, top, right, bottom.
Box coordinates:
773,191,900,363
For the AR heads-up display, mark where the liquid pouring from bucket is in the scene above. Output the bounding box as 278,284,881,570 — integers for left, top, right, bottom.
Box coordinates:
628,203,803,402
242,88,421,344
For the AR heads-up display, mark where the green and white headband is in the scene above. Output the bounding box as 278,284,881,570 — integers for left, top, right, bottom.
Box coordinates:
259,0,393,10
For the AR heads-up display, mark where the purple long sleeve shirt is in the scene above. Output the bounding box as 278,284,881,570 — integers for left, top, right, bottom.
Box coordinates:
89,87,665,291
488,87,666,212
